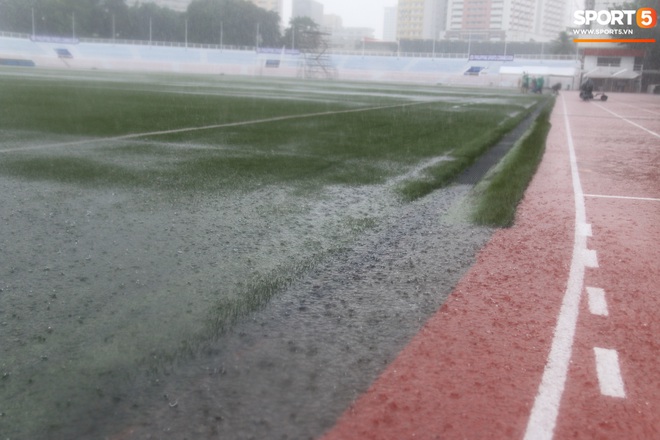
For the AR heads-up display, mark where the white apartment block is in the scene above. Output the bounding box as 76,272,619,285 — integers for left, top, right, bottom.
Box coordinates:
397,0,449,40
445,0,568,41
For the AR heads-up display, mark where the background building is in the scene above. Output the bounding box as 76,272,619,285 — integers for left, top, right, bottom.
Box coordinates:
395,0,569,43
383,6,398,41
397,0,449,40
444,0,568,42
292,0,324,25
322,14,375,50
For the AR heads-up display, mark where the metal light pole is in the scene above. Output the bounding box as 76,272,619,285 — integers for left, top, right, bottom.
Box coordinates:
31,7,35,37
467,31,472,58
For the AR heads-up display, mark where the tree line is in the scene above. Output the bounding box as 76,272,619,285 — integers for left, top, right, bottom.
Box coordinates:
0,0,320,48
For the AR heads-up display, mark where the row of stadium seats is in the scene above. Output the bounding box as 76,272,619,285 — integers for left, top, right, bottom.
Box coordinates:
0,36,579,85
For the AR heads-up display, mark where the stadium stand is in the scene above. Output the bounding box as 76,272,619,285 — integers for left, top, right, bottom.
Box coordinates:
0,35,580,88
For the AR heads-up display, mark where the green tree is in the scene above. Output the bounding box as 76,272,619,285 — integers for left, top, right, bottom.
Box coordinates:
0,0,282,44
283,16,321,50
128,3,182,42
186,0,281,47
550,31,575,55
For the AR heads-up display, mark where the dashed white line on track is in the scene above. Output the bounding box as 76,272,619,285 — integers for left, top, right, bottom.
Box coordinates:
586,287,609,317
594,347,626,398
583,249,599,269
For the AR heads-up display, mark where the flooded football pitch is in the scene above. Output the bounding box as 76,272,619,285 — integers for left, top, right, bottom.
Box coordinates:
0,70,542,438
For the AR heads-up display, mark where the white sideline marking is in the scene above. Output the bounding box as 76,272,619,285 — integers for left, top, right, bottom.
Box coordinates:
579,223,592,237
523,95,590,440
0,101,429,154
594,348,626,398
586,287,608,316
583,249,599,269
620,102,660,117
585,194,660,203
593,103,660,139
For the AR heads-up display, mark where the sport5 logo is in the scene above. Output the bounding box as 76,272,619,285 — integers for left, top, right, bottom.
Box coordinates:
637,7,657,28
574,8,657,28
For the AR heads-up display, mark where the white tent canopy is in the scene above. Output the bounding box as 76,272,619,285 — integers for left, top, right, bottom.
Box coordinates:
499,66,577,77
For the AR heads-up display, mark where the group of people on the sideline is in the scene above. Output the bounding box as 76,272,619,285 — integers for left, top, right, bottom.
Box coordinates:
520,72,544,94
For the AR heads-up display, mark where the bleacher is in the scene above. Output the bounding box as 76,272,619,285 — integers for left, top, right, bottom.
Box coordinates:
0,35,580,87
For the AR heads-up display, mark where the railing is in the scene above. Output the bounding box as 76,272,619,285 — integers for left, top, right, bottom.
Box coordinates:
0,32,580,61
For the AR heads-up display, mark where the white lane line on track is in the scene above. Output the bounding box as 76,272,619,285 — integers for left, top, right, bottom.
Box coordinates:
620,102,660,117
586,287,609,317
593,103,660,139
523,94,589,440
585,194,660,202
583,249,599,268
579,223,592,237
0,101,426,154
594,348,626,398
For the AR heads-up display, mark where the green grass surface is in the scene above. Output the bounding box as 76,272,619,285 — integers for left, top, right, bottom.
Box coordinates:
0,70,542,193
470,101,554,227
0,68,545,439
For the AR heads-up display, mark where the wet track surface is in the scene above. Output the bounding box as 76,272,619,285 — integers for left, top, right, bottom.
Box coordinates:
323,92,660,440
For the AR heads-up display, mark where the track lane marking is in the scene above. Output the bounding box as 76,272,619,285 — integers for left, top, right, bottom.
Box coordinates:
585,194,660,202
523,94,589,440
620,102,660,117
594,348,626,398
593,103,660,139
586,287,609,317
579,223,592,237
583,249,599,268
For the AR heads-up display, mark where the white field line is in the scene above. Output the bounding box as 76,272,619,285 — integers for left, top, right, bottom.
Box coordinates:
586,287,609,317
593,103,660,139
0,101,427,154
620,102,660,117
594,347,626,398
585,194,660,202
524,94,592,440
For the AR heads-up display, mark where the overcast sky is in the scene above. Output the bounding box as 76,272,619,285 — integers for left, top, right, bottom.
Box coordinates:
282,0,397,39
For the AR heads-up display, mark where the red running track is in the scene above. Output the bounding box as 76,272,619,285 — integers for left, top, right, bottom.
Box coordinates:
321,92,660,440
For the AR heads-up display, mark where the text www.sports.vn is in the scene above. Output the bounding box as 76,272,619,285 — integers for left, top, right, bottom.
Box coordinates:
573,28,634,35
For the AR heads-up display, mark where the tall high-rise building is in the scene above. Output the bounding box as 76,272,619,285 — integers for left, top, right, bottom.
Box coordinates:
445,0,568,42
383,6,398,41
397,0,449,40
292,0,324,25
